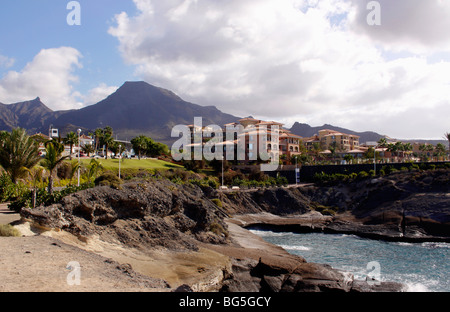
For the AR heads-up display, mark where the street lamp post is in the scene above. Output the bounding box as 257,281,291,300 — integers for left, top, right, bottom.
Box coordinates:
119,144,122,180
77,129,81,187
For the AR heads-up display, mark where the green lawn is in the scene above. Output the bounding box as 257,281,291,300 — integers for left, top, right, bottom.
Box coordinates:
80,158,183,171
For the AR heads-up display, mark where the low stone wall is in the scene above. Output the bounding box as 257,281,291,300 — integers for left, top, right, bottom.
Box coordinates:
263,161,450,183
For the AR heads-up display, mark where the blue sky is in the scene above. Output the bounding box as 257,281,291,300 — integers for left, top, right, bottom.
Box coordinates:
1,0,450,139
0,0,136,96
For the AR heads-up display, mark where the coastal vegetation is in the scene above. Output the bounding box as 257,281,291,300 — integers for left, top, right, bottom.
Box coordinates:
0,126,449,214
0,224,21,237
313,162,450,186
0,127,177,211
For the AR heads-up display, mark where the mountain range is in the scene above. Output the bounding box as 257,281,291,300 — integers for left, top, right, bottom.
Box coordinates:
0,81,446,146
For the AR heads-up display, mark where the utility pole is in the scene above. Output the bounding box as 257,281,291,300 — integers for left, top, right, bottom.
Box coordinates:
77,129,81,187
222,155,224,188
119,144,122,179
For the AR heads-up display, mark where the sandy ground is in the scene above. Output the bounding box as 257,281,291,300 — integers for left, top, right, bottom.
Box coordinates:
0,204,173,292
0,204,232,292
0,203,304,293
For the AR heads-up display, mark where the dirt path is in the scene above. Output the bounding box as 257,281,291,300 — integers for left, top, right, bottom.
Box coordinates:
0,235,170,292
0,205,170,292
0,203,20,226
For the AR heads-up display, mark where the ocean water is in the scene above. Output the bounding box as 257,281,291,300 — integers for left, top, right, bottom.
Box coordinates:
249,229,450,292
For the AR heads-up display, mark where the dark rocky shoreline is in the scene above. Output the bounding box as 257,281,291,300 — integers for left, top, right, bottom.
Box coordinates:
218,169,450,243
20,169,449,292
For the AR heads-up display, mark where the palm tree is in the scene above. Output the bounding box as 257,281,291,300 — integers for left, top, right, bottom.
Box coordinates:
403,143,413,161
425,144,435,161
311,142,322,164
98,126,114,159
377,137,388,148
0,128,41,183
131,135,149,160
25,165,45,208
419,144,427,161
42,142,68,194
64,131,79,160
94,128,103,154
67,161,81,186
82,144,94,157
435,143,447,160
87,158,103,184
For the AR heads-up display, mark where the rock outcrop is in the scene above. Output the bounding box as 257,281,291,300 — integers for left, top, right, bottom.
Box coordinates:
218,169,450,242
20,169,449,292
22,180,229,252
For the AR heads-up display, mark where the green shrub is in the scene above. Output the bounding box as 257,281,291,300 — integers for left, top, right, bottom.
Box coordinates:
209,222,228,238
211,198,223,208
357,171,369,179
8,183,94,212
94,172,123,189
410,164,420,171
276,176,289,186
0,173,29,203
0,224,21,237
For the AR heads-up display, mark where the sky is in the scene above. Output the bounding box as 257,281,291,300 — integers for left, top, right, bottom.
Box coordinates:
0,0,449,140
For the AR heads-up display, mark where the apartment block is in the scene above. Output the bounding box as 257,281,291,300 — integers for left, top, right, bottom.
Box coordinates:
318,129,360,152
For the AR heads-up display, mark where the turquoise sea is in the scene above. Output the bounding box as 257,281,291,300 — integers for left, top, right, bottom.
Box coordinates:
250,229,450,292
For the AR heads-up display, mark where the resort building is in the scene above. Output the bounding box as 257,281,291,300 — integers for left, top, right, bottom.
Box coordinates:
318,129,360,152
236,117,283,162
279,129,303,158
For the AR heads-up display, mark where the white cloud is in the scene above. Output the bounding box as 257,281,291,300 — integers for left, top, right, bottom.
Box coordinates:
82,83,119,106
0,55,15,69
0,47,118,111
0,47,83,110
348,0,450,53
109,0,450,139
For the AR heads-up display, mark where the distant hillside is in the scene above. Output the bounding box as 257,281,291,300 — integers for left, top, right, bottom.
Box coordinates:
0,82,239,144
0,97,66,134
0,82,446,147
50,81,239,144
289,122,386,144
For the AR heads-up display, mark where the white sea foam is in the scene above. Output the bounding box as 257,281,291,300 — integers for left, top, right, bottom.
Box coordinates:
405,283,430,292
421,242,450,249
279,244,311,251
249,229,289,237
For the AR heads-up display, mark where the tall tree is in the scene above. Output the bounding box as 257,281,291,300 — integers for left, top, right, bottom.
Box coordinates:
425,144,435,161
94,128,103,154
435,143,447,160
64,131,79,160
42,142,68,194
131,135,149,160
101,131,115,159
82,144,94,157
87,158,103,184
377,137,388,147
0,128,41,183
